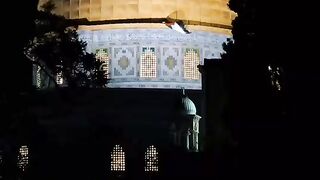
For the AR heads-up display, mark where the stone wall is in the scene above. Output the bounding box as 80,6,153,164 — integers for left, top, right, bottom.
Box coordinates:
78,28,228,89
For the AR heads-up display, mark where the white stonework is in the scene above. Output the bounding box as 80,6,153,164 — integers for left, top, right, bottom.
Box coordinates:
78,28,229,89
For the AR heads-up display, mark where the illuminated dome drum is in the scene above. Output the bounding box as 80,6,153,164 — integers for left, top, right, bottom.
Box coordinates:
38,0,235,89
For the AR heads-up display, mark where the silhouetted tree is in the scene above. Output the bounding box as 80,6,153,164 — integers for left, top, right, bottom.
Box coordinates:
0,0,39,132
225,1,320,178
25,1,107,88
222,0,288,132
1,2,39,179
221,0,290,179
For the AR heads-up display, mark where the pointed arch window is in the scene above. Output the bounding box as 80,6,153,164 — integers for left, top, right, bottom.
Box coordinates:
17,145,29,172
96,48,109,78
110,145,126,172
268,65,282,92
140,47,157,78
145,145,159,172
184,48,200,80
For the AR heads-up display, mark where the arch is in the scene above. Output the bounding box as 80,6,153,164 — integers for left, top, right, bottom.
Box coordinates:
96,48,110,78
145,145,159,172
140,47,157,78
184,48,200,80
110,145,125,172
17,145,29,171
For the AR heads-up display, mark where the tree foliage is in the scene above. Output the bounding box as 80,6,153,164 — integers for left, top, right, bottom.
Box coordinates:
223,0,285,66
25,1,107,88
221,1,289,178
222,1,258,62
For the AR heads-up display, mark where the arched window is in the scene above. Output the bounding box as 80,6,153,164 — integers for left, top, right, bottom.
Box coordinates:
17,145,29,171
145,145,159,172
184,48,200,80
110,145,125,172
96,48,109,78
140,47,157,78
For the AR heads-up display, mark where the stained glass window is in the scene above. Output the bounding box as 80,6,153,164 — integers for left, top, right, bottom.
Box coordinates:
145,145,159,172
140,47,157,78
110,145,125,172
17,145,29,172
184,49,200,80
96,48,109,78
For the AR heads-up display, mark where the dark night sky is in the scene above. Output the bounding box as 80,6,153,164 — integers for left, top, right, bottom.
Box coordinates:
1,0,320,179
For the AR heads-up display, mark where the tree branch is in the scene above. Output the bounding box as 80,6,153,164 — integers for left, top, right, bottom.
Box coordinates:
25,53,58,88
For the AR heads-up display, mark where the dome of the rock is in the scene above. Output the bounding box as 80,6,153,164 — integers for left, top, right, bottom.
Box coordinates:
36,0,235,89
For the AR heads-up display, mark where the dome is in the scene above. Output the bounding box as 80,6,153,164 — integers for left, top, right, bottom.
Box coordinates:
35,0,235,90
38,0,235,32
181,95,197,115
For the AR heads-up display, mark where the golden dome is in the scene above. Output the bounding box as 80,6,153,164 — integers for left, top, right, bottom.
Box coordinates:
39,0,235,29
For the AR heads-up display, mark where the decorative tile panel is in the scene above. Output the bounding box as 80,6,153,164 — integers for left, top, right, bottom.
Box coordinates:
77,29,230,89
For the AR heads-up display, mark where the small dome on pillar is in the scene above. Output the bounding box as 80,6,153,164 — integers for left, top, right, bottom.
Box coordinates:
180,89,197,115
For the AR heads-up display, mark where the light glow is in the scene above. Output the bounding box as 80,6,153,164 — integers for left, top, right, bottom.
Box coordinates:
140,47,157,78
56,72,64,85
145,145,159,172
184,49,200,80
110,145,125,172
17,145,29,172
96,48,109,78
